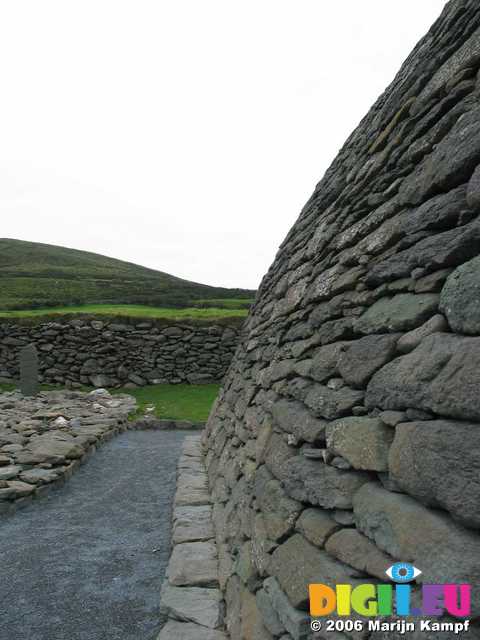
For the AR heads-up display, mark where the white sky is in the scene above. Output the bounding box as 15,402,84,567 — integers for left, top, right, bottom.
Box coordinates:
0,1,446,290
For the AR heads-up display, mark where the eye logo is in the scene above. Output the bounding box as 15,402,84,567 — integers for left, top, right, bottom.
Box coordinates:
386,562,422,583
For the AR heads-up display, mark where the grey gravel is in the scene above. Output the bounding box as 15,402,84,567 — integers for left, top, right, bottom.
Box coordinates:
0,429,195,640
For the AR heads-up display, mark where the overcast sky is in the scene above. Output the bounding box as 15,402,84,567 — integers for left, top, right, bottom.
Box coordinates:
0,1,446,289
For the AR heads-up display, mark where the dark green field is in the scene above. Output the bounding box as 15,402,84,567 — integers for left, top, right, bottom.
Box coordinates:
0,239,255,310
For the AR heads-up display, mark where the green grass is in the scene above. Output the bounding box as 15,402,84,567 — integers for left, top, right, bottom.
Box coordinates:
0,303,248,320
195,297,254,309
0,382,220,422
0,238,255,310
114,383,220,422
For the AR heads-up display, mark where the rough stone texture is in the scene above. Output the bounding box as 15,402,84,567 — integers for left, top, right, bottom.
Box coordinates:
0,318,241,388
326,416,394,471
202,2,480,636
440,255,480,334
19,343,39,396
354,483,480,617
160,584,223,629
366,333,480,421
389,420,480,529
159,436,228,637
157,620,228,640
0,388,135,512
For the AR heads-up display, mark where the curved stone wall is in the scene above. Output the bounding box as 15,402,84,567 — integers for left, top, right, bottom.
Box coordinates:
0,317,241,387
203,2,480,638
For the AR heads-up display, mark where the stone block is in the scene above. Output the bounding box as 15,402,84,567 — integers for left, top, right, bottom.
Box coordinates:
283,456,371,509
156,620,228,640
325,528,392,581
294,508,340,548
366,333,480,421
270,534,360,610
353,483,480,617
168,541,218,588
337,334,399,387
326,417,394,471
160,582,224,629
255,465,302,540
440,255,480,334
304,384,364,420
271,398,326,444
172,505,214,544
355,294,439,334
389,419,480,528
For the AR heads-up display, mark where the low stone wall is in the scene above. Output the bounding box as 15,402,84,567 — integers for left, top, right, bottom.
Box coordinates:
0,388,136,516
0,317,242,387
158,435,228,639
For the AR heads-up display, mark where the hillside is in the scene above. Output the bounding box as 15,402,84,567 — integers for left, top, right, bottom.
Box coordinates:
0,239,255,310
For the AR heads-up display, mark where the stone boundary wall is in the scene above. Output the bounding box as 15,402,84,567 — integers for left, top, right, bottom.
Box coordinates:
0,317,242,388
158,434,229,639
203,2,480,639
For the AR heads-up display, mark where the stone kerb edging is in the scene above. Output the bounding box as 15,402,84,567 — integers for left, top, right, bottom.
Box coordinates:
158,435,229,640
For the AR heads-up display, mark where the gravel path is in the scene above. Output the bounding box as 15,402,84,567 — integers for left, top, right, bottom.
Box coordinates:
0,429,193,640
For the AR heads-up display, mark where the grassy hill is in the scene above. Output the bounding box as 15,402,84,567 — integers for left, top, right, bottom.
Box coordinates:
0,239,255,311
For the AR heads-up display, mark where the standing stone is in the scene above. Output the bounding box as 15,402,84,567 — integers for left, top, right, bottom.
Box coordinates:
19,344,39,397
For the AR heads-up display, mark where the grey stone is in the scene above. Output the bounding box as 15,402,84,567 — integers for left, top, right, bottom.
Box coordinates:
294,508,340,547
0,465,22,481
25,433,85,460
367,217,480,287
332,509,355,525
270,534,360,610
6,480,35,497
261,577,310,640
309,342,348,382
440,255,480,334
353,483,480,617
355,294,439,334
160,582,223,629
399,106,480,205
467,164,480,209
19,344,39,397
304,384,364,420
326,417,394,471
379,410,406,427
156,620,228,640
271,398,326,444
389,420,480,528
256,587,285,636
19,468,59,484
282,456,371,509
366,333,480,421
415,25,480,107
396,314,448,353
172,505,214,544
325,528,393,581
337,334,399,387
254,465,302,540
167,541,218,587
264,432,297,481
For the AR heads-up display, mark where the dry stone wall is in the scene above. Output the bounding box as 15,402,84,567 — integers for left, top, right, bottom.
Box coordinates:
203,2,480,639
0,317,241,388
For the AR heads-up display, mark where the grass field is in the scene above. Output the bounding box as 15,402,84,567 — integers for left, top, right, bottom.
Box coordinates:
0,382,220,422
0,303,249,320
0,238,255,310
117,383,220,422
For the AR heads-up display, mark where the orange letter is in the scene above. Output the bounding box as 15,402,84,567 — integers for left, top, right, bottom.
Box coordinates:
309,584,336,616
